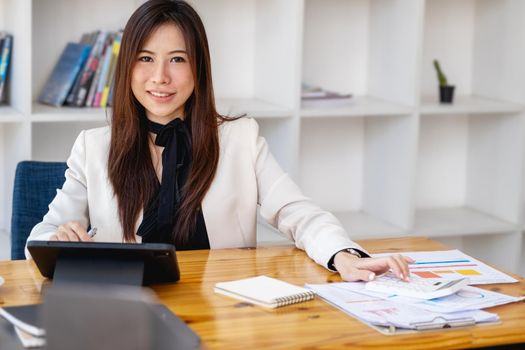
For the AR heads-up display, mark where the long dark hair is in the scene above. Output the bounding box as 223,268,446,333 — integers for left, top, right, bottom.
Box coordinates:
108,0,227,244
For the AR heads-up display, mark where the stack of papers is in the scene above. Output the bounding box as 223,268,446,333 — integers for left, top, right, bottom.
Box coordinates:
0,305,45,348
306,250,524,334
372,250,518,285
301,83,353,108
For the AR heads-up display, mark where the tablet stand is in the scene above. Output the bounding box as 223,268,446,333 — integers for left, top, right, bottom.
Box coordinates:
53,254,145,286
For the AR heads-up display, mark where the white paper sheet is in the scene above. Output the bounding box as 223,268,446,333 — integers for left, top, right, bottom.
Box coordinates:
326,281,524,314
306,283,499,331
372,250,517,284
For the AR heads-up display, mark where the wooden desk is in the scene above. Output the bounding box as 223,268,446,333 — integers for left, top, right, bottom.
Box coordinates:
1,236,524,349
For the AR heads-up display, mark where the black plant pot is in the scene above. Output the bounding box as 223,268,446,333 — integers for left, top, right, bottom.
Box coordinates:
439,85,455,104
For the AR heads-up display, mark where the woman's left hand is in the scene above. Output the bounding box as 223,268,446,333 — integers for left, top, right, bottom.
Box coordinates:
333,252,415,282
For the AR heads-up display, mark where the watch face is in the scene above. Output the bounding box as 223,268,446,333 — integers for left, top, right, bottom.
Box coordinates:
346,249,361,258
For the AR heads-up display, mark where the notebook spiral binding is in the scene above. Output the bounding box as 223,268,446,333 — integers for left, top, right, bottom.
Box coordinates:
274,291,315,307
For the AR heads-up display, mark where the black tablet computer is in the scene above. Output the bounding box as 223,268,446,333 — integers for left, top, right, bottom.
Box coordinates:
27,241,180,286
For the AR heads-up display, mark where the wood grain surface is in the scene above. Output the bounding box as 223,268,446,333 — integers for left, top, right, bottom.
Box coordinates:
1,236,524,349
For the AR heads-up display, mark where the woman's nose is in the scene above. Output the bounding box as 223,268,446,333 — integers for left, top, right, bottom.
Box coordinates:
151,62,170,85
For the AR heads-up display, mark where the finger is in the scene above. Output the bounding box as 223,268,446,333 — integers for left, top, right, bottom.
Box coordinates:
69,221,91,241
57,225,80,242
64,230,80,242
56,231,70,241
392,254,410,281
340,267,377,282
386,255,405,281
50,235,58,241
404,255,416,264
352,258,390,276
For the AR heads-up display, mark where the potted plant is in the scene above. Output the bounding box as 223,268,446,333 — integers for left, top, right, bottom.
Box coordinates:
433,59,455,104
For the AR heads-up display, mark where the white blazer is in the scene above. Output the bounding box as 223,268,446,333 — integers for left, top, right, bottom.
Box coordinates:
26,117,365,268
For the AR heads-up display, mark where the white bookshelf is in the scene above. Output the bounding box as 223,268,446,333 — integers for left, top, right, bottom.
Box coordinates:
420,96,524,115
0,106,23,122
332,211,405,240
300,96,412,118
1,0,525,274
414,207,519,237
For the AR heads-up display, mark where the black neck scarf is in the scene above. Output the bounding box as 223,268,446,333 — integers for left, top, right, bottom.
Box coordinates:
137,117,210,250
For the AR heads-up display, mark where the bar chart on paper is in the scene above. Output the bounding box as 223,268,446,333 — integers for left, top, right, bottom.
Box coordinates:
373,250,517,284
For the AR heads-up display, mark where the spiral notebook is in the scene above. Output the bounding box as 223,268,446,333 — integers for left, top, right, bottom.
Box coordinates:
214,276,315,308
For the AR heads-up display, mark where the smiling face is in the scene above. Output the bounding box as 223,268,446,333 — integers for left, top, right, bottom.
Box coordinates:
131,23,195,124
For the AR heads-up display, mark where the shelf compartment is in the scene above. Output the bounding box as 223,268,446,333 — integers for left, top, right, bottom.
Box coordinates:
31,97,293,122
0,106,25,122
416,113,524,232
303,0,422,108
216,98,293,119
421,0,525,105
255,210,404,245
193,0,300,110
0,122,31,232
31,104,109,122
31,121,107,161
414,207,519,237
256,220,293,246
301,96,412,118
420,96,524,115
333,210,405,240
299,116,416,232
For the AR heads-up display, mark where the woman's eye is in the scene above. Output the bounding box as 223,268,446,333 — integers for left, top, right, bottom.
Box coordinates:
171,56,186,63
138,56,153,62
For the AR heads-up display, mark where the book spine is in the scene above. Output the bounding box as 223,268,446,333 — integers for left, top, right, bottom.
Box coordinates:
93,33,115,107
0,34,5,102
0,34,13,103
65,31,98,106
75,31,107,107
37,43,91,107
101,32,122,107
85,35,109,107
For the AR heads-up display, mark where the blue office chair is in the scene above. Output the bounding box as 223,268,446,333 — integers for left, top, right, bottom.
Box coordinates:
10,161,67,260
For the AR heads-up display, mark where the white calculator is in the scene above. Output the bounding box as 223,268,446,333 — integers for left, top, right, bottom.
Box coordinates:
365,273,470,299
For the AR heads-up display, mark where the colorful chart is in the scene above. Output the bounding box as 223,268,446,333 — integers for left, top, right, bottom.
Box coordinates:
408,258,485,279
373,250,518,284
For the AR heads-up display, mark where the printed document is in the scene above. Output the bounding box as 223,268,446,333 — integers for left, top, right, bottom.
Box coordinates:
372,250,517,284
306,283,499,331
323,281,524,314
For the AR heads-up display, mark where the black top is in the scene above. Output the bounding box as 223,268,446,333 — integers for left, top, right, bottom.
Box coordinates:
136,118,210,250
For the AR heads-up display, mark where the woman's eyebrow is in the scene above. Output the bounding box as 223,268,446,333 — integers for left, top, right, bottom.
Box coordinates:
138,49,188,54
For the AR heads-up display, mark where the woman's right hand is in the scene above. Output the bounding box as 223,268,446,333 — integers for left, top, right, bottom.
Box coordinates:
50,221,93,242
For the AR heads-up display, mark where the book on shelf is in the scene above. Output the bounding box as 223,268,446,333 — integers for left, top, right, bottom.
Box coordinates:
103,32,122,107
65,31,99,106
86,32,114,107
301,83,353,108
91,33,116,107
72,31,108,107
38,42,91,107
39,30,122,108
0,32,13,104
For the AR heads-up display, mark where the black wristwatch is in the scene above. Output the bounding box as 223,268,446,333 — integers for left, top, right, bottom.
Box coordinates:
327,248,365,271
339,248,362,258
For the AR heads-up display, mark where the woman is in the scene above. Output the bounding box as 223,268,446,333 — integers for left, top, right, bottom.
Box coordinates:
26,0,412,282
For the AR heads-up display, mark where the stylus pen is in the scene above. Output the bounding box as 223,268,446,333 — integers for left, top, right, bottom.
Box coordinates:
88,227,97,238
